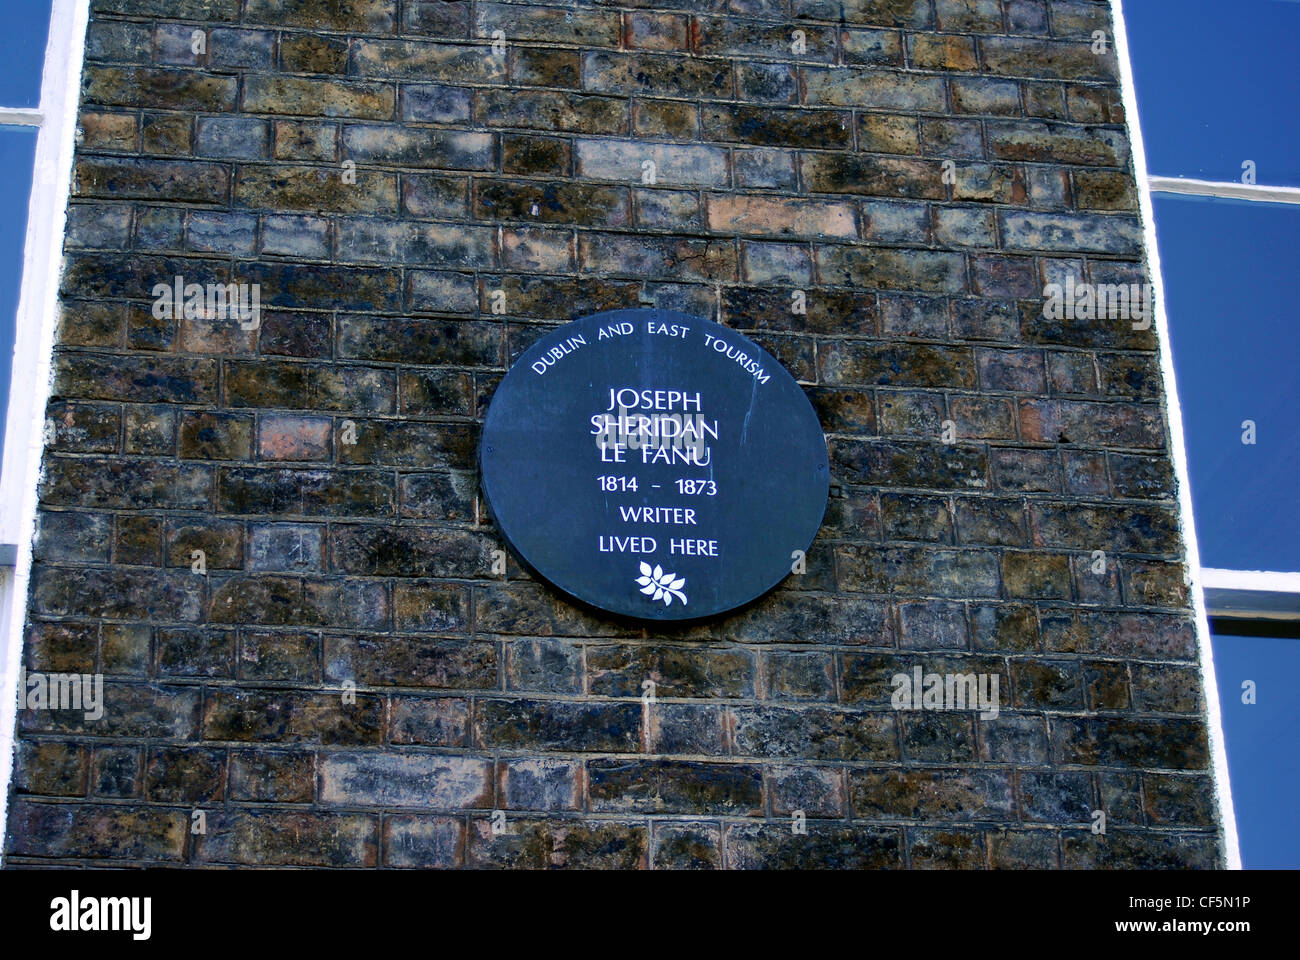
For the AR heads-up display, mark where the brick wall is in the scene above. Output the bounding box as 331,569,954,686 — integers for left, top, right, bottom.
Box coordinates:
4,0,1225,868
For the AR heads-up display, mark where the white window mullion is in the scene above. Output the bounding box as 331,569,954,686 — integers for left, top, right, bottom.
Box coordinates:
1149,175,1300,205
1202,569,1300,621
0,107,43,127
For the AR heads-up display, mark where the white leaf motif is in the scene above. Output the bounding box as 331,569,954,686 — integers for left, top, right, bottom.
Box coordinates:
633,565,687,607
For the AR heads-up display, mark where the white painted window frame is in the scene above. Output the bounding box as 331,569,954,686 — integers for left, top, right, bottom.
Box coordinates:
1130,43,1300,617
0,0,91,865
1144,177,1300,620
1143,179,1300,615
1111,0,1242,869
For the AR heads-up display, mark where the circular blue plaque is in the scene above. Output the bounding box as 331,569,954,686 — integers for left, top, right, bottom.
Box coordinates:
479,309,829,621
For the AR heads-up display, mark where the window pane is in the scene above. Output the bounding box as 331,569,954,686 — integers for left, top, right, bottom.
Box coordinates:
0,124,39,466
1125,0,1300,187
1211,628,1300,869
1154,194,1300,572
0,0,51,108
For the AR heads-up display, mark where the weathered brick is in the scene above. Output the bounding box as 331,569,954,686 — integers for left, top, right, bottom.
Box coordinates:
703,103,851,148
209,574,390,629
988,119,1128,166
913,33,979,71
13,741,89,797
633,98,697,139
732,706,897,761
390,696,471,746
194,810,378,867
273,120,338,161
804,68,945,110
235,164,397,214
466,817,647,868
727,822,903,869
336,218,495,268
384,816,465,867
343,124,493,170
844,27,905,65
580,233,736,281
1062,831,1220,870
477,89,626,134
1018,398,1164,448
576,138,727,186
821,341,976,388
709,194,856,239
203,688,384,744
321,752,492,808
858,113,921,154
584,51,732,98
475,698,641,752
936,0,1004,32
478,178,631,227
245,0,395,31
350,40,503,84
20,680,201,739
403,0,471,36
851,769,1014,819
84,66,237,111
13,0,1219,871
1050,717,1209,769
144,747,226,802
588,644,754,698
76,157,228,203
331,524,495,579
654,823,721,869
280,32,348,73
589,759,763,815
478,2,619,44
244,75,395,120
41,457,212,511
817,245,966,293
982,37,1118,81
7,801,185,861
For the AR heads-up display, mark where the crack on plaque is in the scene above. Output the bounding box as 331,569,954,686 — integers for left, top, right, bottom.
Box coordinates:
741,374,759,446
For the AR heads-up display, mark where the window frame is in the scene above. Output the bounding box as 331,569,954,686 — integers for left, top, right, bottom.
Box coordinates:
0,0,91,862
1112,0,1243,869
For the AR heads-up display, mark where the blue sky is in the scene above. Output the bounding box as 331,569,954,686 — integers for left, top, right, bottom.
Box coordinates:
1154,194,1300,574
0,1,47,463
1126,0,1300,870
1124,0,1300,186
0,1,50,107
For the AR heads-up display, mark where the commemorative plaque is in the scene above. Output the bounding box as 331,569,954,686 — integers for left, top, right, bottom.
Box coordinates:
479,308,829,621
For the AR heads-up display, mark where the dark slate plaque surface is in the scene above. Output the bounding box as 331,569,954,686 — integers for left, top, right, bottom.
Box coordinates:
479,308,829,621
